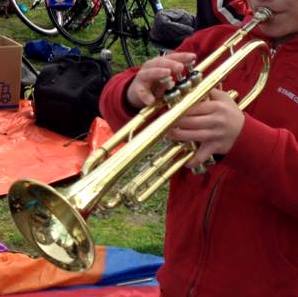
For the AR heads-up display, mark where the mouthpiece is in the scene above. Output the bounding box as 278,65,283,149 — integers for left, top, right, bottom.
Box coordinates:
254,7,273,22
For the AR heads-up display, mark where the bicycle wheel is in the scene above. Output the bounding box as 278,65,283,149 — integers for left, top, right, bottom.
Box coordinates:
47,0,110,47
118,0,159,66
11,0,58,35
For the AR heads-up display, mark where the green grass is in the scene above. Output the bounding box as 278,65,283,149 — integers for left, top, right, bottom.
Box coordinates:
0,190,167,256
0,0,195,258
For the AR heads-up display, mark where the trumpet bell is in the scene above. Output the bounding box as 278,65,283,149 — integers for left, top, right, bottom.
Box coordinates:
8,179,95,271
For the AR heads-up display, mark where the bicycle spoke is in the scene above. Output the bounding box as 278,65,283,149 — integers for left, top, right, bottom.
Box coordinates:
12,0,57,35
47,0,110,46
119,0,159,66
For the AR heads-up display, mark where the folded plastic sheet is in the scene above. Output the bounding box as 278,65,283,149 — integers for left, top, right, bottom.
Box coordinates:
0,102,113,196
0,245,163,296
6,286,161,297
0,242,7,252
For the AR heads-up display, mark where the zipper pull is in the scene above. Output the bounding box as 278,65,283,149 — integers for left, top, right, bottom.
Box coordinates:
270,48,277,58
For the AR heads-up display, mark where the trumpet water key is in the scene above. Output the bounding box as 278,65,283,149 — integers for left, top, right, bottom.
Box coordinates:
8,7,272,272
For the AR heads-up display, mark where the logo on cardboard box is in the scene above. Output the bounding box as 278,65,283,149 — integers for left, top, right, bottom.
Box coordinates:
0,82,11,104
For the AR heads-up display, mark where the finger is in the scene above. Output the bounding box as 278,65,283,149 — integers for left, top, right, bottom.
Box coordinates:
143,52,196,74
165,52,197,64
167,127,218,143
187,142,217,166
209,88,232,102
174,115,217,130
183,101,218,116
181,89,232,117
143,57,184,74
154,79,175,99
137,67,172,83
133,68,173,105
133,85,156,106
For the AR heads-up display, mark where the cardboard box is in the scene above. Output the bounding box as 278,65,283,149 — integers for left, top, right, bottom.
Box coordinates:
0,36,22,109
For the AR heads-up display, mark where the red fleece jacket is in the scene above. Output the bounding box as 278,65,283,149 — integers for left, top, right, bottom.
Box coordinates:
100,24,298,297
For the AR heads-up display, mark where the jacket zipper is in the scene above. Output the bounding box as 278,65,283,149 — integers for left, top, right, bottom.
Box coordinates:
186,40,282,297
269,41,282,60
187,41,282,297
187,173,226,297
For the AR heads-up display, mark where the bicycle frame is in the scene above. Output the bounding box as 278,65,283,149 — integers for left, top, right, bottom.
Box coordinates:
47,0,164,66
90,0,164,65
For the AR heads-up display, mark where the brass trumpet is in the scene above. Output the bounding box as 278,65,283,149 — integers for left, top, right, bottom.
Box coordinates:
8,7,272,272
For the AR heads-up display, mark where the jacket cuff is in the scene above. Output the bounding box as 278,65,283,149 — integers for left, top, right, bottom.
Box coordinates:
116,68,140,120
224,113,280,176
100,68,139,132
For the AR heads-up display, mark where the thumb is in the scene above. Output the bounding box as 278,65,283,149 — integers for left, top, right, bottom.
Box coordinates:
209,88,227,101
187,142,216,167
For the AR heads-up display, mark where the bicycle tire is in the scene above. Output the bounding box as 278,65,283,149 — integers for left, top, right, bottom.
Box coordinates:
11,0,58,35
47,0,109,47
118,0,159,66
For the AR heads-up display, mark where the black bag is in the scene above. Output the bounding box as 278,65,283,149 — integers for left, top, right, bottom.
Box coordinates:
34,55,111,138
150,9,196,49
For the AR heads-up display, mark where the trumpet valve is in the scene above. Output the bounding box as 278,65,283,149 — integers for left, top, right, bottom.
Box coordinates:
163,87,181,105
176,78,192,95
176,71,192,94
189,70,202,87
186,61,202,86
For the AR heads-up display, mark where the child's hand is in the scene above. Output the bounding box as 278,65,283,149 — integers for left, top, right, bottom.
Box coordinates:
167,88,245,167
127,52,196,109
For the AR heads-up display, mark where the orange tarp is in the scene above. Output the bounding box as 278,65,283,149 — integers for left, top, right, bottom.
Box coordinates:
0,102,114,196
0,246,106,295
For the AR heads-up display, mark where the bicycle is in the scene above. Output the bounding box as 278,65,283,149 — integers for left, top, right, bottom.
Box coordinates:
46,0,164,66
10,0,59,35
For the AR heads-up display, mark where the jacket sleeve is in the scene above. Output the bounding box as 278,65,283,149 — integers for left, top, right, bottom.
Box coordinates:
225,113,298,216
99,67,139,132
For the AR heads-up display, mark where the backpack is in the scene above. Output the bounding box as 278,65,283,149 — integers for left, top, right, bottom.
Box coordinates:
150,9,196,49
33,55,111,138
